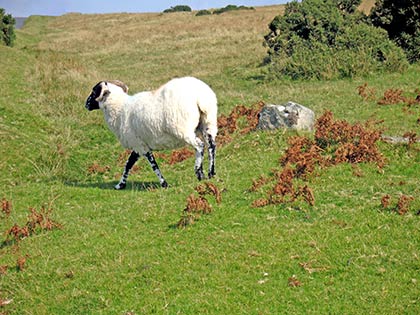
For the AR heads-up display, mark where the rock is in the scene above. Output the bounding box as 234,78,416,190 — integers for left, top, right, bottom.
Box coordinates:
257,101,315,131
381,135,420,144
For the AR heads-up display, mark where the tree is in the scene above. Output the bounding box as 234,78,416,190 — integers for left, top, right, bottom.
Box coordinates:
0,8,16,47
370,0,420,63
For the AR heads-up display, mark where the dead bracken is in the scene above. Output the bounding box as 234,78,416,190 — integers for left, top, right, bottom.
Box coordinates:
1,198,12,217
176,183,222,228
396,195,415,216
380,194,416,215
87,162,110,175
358,83,420,107
5,206,62,245
217,101,265,145
251,111,386,208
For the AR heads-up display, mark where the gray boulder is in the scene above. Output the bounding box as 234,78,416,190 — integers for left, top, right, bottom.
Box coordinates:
257,101,315,131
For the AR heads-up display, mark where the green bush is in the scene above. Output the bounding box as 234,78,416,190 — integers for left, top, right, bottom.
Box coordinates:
0,8,16,47
369,0,420,63
336,0,362,13
213,5,254,15
163,5,192,13
264,0,408,80
196,9,212,16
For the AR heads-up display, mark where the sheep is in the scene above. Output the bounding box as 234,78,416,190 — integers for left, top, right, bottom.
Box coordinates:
85,77,218,189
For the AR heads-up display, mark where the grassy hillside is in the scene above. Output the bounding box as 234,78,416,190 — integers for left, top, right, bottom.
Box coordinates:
1,5,419,314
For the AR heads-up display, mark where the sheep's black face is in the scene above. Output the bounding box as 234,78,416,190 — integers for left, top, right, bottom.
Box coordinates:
85,82,104,111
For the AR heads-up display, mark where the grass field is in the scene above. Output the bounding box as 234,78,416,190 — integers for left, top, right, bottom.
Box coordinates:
1,4,420,315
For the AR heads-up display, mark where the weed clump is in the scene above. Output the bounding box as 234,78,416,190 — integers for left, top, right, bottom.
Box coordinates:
87,162,110,175
288,275,302,287
168,148,194,165
177,183,221,228
5,206,62,245
402,131,418,147
2,201,62,276
315,111,385,167
380,194,416,215
251,111,386,208
377,88,406,105
357,83,376,101
1,198,12,217
358,83,420,107
217,101,265,145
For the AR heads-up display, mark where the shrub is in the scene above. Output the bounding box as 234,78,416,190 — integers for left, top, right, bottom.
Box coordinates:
369,0,420,63
163,5,192,13
213,5,254,15
0,8,16,47
336,0,362,13
196,9,212,16
264,0,408,80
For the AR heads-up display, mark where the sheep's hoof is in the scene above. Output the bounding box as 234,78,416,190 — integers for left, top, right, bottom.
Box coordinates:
208,171,216,179
196,169,205,181
114,182,126,190
161,181,168,188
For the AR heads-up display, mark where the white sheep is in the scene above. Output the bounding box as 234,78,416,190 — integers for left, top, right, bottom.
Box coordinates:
85,77,218,189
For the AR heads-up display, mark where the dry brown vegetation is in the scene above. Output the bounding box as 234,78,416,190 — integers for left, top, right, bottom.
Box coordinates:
177,182,222,228
39,6,283,91
5,206,62,245
288,275,302,287
380,194,416,215
1,200,62,274
155,148,195,165
251,111,386,208
217,101,265,145
357,84,420,147
358,83,420,107
1,198,11,217
87,162,111,175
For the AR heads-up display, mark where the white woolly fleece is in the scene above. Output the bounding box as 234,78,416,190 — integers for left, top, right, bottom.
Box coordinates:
99,77,218,155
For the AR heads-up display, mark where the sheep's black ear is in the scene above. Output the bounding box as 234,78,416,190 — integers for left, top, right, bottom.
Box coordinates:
95,82,111,103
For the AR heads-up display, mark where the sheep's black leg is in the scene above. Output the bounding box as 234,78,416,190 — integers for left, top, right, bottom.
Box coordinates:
144,151,168,188
194,140,205,181
208,135,216,178
115,151,140,190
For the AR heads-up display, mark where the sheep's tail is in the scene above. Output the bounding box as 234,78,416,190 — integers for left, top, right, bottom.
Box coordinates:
197,91,218,140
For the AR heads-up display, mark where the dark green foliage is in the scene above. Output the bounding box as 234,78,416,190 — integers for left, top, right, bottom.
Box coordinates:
264,0,407,80
195,5,254,16
196,9,212,16
370,0,420,63
0,8,16,47
163,5,192,13
213,5,254,15
336,0,362,13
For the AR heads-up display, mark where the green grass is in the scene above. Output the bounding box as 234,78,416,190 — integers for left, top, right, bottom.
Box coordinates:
1,6,420,314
